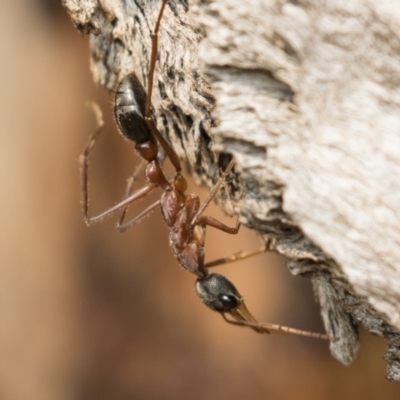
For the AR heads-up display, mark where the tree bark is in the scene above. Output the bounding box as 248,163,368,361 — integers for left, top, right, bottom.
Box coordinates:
63,0,400,382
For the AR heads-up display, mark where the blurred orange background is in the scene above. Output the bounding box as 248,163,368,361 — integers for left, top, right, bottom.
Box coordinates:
0,1,399,399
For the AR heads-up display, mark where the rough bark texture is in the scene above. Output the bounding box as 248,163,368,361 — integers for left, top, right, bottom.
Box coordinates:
62,0,400,382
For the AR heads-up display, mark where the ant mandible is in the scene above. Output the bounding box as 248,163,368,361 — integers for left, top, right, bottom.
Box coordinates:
80,0,328,340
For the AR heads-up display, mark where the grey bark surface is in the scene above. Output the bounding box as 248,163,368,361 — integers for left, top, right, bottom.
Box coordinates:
63,0,400,382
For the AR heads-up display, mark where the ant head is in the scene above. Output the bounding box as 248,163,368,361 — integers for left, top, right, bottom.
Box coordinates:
195,273,241,312
195,273,262,331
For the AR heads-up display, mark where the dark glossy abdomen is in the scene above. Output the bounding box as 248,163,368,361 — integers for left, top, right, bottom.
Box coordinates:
114,72,152,143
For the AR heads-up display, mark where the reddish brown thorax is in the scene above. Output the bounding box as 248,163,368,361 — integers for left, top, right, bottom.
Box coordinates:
160,178,207,278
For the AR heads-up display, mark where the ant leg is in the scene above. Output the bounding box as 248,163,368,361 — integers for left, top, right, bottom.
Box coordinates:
204,246,266,269
196,215,241,235
82,183,157,225
79,105,159,225
116,161,161,232
117,160,147,227
190,159,236,226
80,102,105,221
118,200,161,232
145,0,167,115
144,0,182,173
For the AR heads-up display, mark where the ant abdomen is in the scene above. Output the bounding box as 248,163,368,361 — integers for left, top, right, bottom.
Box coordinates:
114,72,152,143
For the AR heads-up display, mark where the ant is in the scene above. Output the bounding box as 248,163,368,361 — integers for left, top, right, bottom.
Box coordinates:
80,0,328,341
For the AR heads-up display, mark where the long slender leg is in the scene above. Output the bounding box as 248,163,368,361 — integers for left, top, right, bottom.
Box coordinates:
196,215,241,235
118,200,161,232
204,246,266,269
82,183,157,225
144,0,182,172
145,0,167,118
117,160,147,227
190,158,236,226
80,104,158,225
80,103,158,225
79,102,105,222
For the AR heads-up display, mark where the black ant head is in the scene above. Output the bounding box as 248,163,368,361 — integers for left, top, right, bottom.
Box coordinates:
195,273,241,312
195,273,260,327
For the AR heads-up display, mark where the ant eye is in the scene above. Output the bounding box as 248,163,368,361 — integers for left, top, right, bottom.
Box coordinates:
219,294,240,310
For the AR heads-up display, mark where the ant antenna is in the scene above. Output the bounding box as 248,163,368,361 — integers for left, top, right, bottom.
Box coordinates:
196,273,329,340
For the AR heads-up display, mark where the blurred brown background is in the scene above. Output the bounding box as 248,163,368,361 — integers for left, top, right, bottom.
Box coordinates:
0,1,399,399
